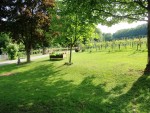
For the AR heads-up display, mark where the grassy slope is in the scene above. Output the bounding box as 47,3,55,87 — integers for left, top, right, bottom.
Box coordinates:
0,51,150,113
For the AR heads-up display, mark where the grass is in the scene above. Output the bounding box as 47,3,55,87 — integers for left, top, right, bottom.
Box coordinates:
0,51,150,113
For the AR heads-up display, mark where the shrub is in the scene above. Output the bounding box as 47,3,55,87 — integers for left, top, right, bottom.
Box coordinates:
82,49,85,52
75,47,80,52
49,52,64,60
7,43,18,60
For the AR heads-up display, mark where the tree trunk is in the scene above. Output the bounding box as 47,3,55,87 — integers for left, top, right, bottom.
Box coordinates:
25,43,31,63
69,44,73,64
42,47,46,55
144,2,150,74
137,44,139,51
119,44,120,50
26,49,31,63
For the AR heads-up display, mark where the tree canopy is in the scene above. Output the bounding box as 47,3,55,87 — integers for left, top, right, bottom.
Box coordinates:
1,0,150,72
0,33,10,54
63,0,150,73
0,0,55,62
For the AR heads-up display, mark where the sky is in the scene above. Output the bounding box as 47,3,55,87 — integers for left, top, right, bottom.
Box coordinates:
97,21,147,34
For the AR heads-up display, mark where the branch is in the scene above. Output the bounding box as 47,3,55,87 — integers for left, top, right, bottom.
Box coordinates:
93,8,147,22
72,36,79,45
134,0,148,10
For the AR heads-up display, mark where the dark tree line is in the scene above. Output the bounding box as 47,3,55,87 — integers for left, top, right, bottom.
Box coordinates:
102,33,112,41
113,24,147,39
102,24,147,41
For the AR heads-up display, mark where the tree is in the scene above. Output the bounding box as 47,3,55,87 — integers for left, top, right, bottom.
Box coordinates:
6,43,18,60
0,0,54,63
95,28,103,41
103,33,112,41
58,13,94,64
51,0,96,64
105,0,149,74
63,0,150,73
0,33,10,54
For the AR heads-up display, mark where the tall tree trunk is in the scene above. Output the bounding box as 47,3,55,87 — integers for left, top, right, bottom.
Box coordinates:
68,11,77,65
42,47,46,55
69,44,73,64
25,43,31,63
144,2,150,74
26,49,31,63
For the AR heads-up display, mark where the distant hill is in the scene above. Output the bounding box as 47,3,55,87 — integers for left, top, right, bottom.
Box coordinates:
102,24,147,41
112,24,147,39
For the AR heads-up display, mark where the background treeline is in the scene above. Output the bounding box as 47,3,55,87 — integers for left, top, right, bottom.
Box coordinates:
102,24,147,41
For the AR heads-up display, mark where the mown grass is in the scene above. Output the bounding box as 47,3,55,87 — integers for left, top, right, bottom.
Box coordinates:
0,51,150,113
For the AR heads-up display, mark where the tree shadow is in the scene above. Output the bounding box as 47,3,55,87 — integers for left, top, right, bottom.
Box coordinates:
0,61,37,74
0,62,150,113
109,75,150,113
0,64,110,113
0,63,67,113
0,64,20,74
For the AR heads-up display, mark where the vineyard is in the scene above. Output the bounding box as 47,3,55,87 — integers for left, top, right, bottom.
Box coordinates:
82,37,148,52
25,37,148,55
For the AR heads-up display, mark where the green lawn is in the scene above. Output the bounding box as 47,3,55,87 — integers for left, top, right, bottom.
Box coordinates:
0,51,150,113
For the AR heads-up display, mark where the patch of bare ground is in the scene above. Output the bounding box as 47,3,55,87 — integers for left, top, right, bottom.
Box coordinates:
128,69,144,75
0,72,16,76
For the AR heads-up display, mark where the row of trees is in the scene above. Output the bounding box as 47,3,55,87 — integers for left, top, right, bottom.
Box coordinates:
102,24,147,41
113,24,147,39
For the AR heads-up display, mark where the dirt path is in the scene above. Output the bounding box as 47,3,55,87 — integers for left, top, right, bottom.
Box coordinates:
0,54,49,66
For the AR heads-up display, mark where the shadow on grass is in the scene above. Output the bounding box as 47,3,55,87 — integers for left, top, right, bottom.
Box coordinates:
0,64,20,74
109,74,150,113
0,62,34,74
128,50,146,56
0,61,150,113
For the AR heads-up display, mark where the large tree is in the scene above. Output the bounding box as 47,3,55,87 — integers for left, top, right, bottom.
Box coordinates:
51,0,96,64
63,0,150,73
0,0,54,62
111,0,149,74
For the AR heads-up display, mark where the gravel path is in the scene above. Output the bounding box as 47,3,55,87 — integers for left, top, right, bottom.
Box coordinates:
0,54,49,66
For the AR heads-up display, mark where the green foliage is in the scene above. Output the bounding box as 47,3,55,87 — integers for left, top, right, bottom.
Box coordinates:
50,0,100,63
0,33,10,54
103,33,112,41
85,37,147,52
113,24,147,39
6,43,19,60
51,0,98,47
95,28,103,39
0,0,54,62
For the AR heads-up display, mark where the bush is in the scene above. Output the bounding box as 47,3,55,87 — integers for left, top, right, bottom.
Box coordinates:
75,47,80,52
81,48,86,52
7,43,18,60
49,52,64,60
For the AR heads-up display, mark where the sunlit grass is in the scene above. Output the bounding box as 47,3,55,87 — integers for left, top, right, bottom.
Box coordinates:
0,51,150,113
